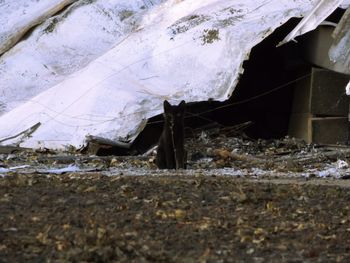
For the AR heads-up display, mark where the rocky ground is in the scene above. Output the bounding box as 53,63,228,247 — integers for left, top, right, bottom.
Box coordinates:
1,127,350,262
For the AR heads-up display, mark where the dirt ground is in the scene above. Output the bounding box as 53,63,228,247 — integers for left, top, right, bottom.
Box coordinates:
1,174,350,262
2,129,350,262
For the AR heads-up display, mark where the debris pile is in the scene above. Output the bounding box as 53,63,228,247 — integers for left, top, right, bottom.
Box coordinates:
1,124,350,179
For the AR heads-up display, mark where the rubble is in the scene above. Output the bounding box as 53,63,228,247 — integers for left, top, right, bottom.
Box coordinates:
1,125,350,179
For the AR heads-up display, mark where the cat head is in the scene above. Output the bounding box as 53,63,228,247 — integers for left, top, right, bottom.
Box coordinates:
163,100,185,125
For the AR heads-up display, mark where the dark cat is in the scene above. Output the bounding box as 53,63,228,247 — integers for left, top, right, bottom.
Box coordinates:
156,100,186,169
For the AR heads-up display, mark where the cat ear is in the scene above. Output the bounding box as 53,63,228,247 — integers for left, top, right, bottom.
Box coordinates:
164,100,171,112
178,100,186,110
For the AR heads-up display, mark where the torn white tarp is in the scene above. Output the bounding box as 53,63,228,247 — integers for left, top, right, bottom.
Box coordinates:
0,0,347,149
0,0,165,113
279,0,349,46
329,7,350,71
0,0,75,55
329,6,350,94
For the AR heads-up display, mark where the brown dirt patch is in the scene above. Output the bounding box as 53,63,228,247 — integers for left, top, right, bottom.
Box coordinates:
1,174,350,262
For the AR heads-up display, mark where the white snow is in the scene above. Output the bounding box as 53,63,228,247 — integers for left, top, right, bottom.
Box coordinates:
336,159,349,169
304,160,350,178
0,165,30,174
279,0,344,45
346,81,350,95
43,164,82,175
0,0,166,114
0,0,347,149
1,160,349,179
0,0,75,55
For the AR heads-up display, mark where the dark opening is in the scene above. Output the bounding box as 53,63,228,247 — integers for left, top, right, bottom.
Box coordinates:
212,18,308,139
123,8,350,155
131,17,311,154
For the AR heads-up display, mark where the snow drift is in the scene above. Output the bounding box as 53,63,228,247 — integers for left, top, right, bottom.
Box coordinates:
0,0,348,149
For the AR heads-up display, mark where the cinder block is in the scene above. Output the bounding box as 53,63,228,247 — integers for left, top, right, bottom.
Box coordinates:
289,67,350,144
289,114,348,144
311,117,348,144
289,113,312,143
291,67,349,116
311,68,349,116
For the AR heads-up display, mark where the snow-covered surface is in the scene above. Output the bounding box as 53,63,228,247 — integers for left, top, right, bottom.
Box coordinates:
346,81,350,95
0,0,75,55
340,0,350,8
279,0,345,46
0,0,348,149
1,161,349,179
330,6,350,94
40,164,99,175
0,0,165,114
0,165,30,175
43,164,82,175
329,7,350,73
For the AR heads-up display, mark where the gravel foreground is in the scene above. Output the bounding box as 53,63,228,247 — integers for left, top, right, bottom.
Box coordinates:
1,173,350,262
